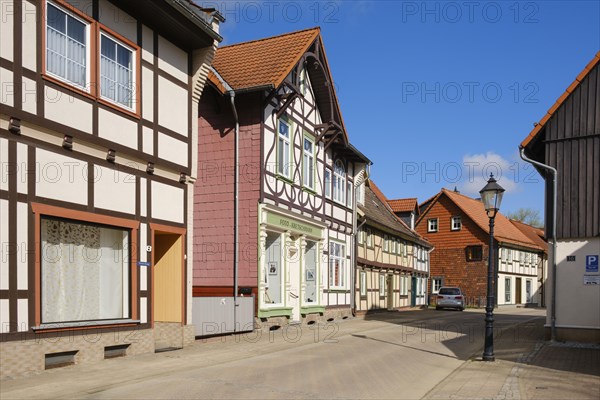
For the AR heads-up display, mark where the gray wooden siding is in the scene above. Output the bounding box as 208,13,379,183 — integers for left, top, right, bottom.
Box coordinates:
544,63,600,239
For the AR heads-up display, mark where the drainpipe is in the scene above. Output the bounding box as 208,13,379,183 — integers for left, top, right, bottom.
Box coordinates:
351,163,370,316
229,91,240,330
519,146,557,341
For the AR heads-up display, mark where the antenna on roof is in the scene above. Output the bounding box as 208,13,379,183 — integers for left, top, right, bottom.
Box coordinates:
454,186,460,194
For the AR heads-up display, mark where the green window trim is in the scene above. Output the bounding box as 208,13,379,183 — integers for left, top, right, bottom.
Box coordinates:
302,132,316,191
276,116,293,180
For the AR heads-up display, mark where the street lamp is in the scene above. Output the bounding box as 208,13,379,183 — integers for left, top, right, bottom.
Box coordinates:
480,173,505,362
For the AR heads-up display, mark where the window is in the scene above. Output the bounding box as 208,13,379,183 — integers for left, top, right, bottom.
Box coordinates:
359,271,367,297
501,248,506,261
324,169,331,198
432,278,443,293
366,228,373,248
332,160,346,204
46,1,90,89
302,136,315,189
391,239,397,254
451,216,462,231
329,241,345,288
508,249,513,262
356,184,364,204
428,218,438,232
41,217,130,323
526,279,532,303
466,245,483,261
346,181,353,207
515,250,520,264
505,277,511,303
277,119,291,178
403,242,407,257
100,32,135,109
379,274,386,297
44,1,140,115
358,228,364,245
264,232,282,305
520,251,525,263
304,241,317,303
384,235,389,252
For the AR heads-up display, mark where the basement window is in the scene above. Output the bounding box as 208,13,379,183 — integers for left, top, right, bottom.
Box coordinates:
465,245,483,262
45,350,78,369
104,344,130,359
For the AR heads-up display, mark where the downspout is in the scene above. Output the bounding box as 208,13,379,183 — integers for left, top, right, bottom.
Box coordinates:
520,146,557,341
351,163,371,316
229,91,240,330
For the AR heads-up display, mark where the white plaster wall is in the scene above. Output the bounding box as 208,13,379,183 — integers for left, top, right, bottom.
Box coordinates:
0,0,14,62
98,108,137,149
151,181,183,223
142,126,153,155
553,238,600,329
21,0,36,72
141,24,154,63
157,77,188,136
35,148,87,205
44,88,93,134
140,177,147,217
158,133,187,166
0,137,7,192
93,165,136,214
0,68,14,107
0,199,8,290
0,299,8,333
140,297,147,324
98,0,136,44
16,201,27,290
16,143,27,194
158,35,188,84
22,77,36,115
17,298,27,331
142,66,154,122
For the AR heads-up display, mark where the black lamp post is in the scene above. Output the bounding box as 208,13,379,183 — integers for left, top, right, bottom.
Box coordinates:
480,173,505,362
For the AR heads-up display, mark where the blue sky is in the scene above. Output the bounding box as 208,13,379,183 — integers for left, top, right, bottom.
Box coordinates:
205,0,600,217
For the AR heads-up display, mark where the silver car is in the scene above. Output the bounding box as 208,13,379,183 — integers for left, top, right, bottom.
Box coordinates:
435,287,465,311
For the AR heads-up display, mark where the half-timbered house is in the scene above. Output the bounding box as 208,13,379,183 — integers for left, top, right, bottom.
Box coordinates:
0,0,221,377
415,189,546,307
195,28,369,331
355,180,432,313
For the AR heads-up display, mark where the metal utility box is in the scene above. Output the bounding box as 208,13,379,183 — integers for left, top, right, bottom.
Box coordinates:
192,296,254,337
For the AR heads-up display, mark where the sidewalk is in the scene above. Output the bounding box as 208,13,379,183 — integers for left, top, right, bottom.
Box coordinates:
423,317,600,400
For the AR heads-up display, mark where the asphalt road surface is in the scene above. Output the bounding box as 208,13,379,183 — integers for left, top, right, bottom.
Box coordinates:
1,307,545,399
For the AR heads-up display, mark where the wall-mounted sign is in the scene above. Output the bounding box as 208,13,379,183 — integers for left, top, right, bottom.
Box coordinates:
585,255,599,273
583,275,600,285
566,256,576,262
265,212,323,237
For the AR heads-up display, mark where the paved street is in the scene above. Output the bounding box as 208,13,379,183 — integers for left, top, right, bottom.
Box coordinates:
0,307,566,399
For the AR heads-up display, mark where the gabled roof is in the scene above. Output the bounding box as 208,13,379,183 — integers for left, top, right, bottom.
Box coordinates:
509,219,548,254
417,189,544,250
387,198,418,214
521,51,600,149
210,27,320,92
362,181,432,248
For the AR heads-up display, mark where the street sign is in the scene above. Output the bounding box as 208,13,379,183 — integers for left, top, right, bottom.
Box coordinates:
137,261,151,267
586,255,599,273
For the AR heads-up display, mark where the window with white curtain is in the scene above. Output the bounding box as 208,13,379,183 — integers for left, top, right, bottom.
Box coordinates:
100,32,135,109
379,274,385,297
324,169,331,198
277,119,291,178
41,217,130,324
302,136,315,189
329,241,345,288
46,1,90,89
332,160,346,204
359,271,367,297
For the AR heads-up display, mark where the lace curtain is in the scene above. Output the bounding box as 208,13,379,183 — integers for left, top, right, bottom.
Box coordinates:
41,218,129,324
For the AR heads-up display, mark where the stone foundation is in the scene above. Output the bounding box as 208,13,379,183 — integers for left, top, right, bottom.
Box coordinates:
0,327,154,380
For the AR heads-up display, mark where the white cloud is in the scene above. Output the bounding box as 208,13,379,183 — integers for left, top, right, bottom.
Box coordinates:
458,151,521,196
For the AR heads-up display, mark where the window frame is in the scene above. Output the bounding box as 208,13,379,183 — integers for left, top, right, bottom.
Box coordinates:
44,0,93,93
379,274,386,298
328,240,346,289
332,160,346,206
451,216,462,231
366,228,373,248
276,118,292,180
505,277,511,303
427,218,438,233
465,245,483,262
42,0,141,118
302,133,316,190
432,277,443,293
98,29,138,112
31,202,140,330
324,168,332,199
383,235,389,253
359,270,367,298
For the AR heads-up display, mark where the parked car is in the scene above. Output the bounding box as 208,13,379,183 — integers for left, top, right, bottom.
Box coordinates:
436,287,465,311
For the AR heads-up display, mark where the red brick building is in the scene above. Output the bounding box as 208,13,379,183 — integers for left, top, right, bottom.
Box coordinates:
416,189,545,307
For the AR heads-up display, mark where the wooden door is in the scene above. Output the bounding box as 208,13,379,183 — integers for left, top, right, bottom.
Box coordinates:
154,233,183,323
515,277,522,304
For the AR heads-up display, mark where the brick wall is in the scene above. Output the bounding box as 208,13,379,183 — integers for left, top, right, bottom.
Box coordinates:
194,87,262,291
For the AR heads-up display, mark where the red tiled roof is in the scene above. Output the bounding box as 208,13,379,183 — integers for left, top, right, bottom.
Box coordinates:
211,27,320,92
387,198,418,213
521,51,600,148
420,189,544,250
509,219,548,253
